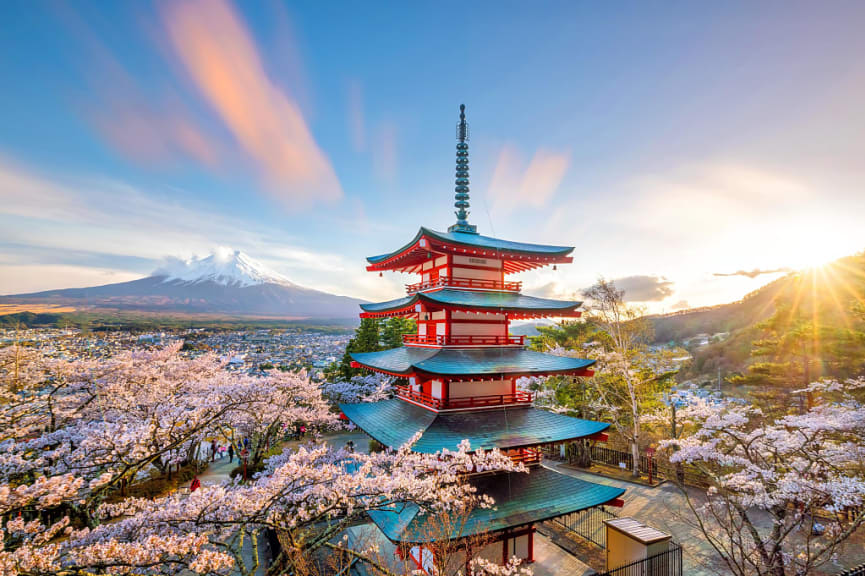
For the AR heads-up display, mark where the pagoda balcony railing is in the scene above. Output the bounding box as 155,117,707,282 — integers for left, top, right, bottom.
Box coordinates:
509,447,542,466
403,334,524,346
406,277,522,294
395,385,534,410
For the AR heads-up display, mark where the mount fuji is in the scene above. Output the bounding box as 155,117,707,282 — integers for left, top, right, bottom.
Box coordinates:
0,249,366,319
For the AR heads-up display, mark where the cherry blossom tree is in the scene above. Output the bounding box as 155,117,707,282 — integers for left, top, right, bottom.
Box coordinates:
580,278,680,478
2,436,522,575
0,342,524,576
320,373,394,405
661,378,865,576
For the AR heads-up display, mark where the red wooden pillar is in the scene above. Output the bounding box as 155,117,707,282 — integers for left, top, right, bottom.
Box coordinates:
527,525,534,563
646,446,656,484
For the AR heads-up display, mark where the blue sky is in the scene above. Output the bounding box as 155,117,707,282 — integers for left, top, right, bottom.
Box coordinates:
2,1,864,310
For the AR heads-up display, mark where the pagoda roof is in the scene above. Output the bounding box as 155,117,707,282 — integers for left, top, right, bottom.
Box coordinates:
367,466,625,544
339,399,609,453
350,347,595,378
359,289,582,318
366,227,574,273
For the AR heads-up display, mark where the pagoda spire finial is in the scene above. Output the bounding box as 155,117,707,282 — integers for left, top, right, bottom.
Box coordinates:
449,103,478,234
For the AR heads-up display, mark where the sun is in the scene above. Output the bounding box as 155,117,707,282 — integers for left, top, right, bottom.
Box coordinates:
790,245,833,271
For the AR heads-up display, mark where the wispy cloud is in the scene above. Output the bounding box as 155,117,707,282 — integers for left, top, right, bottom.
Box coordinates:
487,145,569,218
602,275,675,303
0,158,366,296
527,275,674,304
713,267,791,279
163,0,341,207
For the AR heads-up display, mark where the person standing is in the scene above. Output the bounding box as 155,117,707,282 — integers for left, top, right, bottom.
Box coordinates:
228,444,234,463
190,475,201,492
210,439,217,462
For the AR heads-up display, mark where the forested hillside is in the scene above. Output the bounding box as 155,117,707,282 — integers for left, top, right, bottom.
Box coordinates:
658,253,865,394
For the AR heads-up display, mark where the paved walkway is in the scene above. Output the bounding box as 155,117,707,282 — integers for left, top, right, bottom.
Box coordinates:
545,460,865,575
196,455,270,575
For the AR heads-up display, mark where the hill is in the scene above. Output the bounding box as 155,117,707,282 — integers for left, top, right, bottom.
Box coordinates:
652,252,865,381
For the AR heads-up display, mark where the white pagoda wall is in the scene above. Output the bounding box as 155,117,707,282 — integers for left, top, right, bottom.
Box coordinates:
451,255,502,281
449,378,512,398
450,311,507,337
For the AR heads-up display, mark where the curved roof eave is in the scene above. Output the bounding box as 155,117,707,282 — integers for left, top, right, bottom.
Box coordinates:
350,347,596,377
366,226,575,265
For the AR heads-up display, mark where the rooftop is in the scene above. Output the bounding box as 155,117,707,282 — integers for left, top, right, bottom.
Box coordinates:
367,466,625,544
359,288,582,318
339,398,609,453
350,347,595,377
365,227,574,274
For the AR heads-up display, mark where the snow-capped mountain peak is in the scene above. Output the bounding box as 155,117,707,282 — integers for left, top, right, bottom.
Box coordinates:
153,248,294,287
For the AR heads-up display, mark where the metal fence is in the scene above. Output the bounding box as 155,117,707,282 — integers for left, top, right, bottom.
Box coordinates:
595,542,683,576
836,564,865,576
552,505,618,548
586,444,710,488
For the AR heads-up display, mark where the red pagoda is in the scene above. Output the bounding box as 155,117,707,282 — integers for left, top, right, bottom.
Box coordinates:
341,105,624,569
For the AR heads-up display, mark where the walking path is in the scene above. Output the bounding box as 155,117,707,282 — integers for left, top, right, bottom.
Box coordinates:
545,459,865,575
196,454,270,575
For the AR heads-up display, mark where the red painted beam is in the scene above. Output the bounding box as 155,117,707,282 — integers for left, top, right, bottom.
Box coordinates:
587,431,609,443
350,361,361,369
607,498,625,508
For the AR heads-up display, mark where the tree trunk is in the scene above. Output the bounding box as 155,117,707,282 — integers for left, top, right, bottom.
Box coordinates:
570,440,592,468
631,440,641,478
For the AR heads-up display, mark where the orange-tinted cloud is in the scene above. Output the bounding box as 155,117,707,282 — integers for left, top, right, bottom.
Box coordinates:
93,97,221,168
487,145,569,217
163,0,341,206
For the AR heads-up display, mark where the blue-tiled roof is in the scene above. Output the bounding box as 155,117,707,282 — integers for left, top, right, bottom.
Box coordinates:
359,289,582,314
339,399,610,453
351,347,438,375
367,227,574,264
359,295,417,313
351,347,595,376
423,289,581,311
367,466,625,543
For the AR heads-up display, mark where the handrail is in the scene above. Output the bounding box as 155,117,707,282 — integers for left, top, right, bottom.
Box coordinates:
509,448,542,465
394,385,533,410
403,334,524,346
406,277,522,294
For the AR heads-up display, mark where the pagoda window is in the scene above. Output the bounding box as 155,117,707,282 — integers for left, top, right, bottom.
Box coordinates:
430,380,443,400
418,323,427,336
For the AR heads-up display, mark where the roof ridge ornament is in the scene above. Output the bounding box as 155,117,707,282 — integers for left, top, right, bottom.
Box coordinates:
448,103,478,234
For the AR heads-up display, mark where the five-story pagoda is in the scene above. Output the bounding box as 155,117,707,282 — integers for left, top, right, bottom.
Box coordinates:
341,105,624,568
